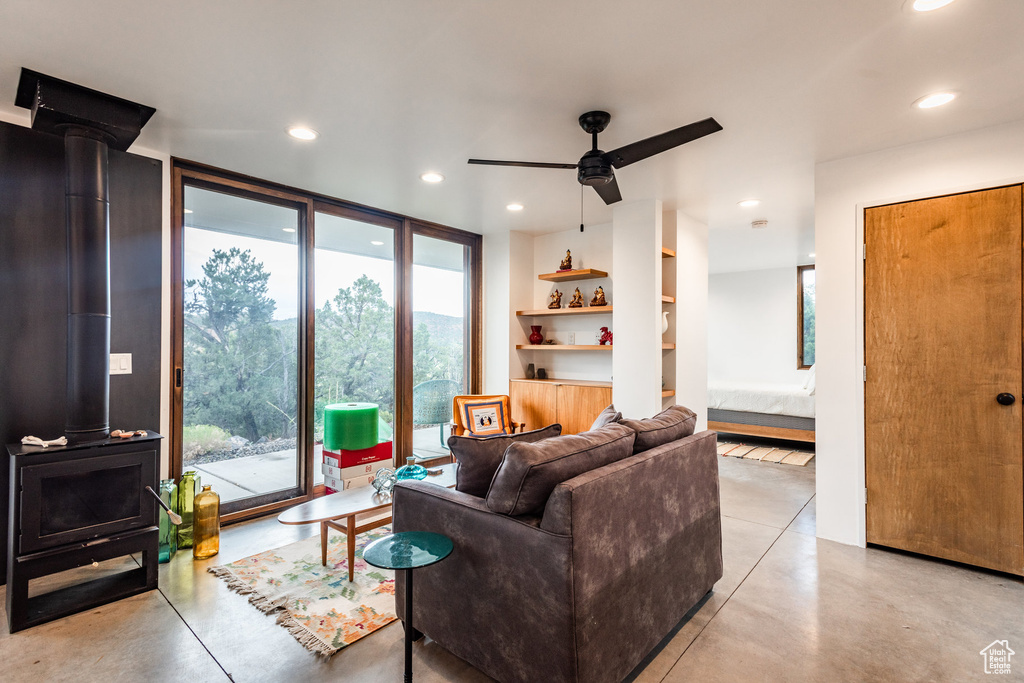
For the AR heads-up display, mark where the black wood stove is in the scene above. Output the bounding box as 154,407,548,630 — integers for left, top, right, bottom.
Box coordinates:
5,70,160,633
6,434,162,631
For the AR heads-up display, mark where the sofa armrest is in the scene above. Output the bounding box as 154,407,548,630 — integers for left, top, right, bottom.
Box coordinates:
539,429,723,683
392,481,577,683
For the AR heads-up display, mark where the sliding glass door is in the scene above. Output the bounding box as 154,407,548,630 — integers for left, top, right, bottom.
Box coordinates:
180,186,302,510
172,162,481,520
410,232,470,460
313,209,398,485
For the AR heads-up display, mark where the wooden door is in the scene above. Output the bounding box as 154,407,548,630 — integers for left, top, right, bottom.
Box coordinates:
556,384,613,435
509,381,557,432
864,185,1024,575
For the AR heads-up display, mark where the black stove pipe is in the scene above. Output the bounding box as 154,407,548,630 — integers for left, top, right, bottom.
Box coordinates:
14,68,156,442
64,129,111,441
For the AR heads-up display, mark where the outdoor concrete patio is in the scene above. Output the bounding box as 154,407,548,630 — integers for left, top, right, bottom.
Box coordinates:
189,426,451,503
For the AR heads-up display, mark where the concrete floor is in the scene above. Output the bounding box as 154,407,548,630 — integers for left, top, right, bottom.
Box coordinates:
2,456,1021,682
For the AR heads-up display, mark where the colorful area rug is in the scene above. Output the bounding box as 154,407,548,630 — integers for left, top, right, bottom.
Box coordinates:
209,525,397,657
717,441,815,466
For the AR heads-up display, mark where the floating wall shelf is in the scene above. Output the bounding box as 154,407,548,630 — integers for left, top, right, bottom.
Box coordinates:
515,344,611,351
661,295,675,304
661,390,676,398
662,343,675,350
537,268,608,282
516,306,613,317
661,247,676,259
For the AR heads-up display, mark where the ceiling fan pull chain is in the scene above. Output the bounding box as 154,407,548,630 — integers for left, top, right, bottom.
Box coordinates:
580,184,585,232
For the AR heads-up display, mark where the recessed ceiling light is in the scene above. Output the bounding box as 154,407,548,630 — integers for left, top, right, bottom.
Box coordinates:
183,209,193,214
914,92,957,109
506,203,524,212
912,0,955,11
809,253,816,258
282,228,296,233
370,240,385,246
420,172,445,183
738,199,760,208
287,126,319,140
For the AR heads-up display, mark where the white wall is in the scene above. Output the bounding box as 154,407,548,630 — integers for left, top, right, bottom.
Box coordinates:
815,118,1024,547
673,212,709,430
674,212,709,431
708,267,809,387
612,200,663,418
483,231,512,395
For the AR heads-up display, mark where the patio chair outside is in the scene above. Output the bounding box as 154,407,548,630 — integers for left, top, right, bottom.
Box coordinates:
413,379,461,446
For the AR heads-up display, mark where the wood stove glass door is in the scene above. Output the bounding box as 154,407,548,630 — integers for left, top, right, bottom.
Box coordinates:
180,186,303,510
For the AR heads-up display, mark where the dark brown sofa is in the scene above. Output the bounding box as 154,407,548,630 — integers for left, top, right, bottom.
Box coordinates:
392,426,723,683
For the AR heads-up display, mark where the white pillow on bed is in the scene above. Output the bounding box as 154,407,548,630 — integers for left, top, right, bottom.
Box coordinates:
803,364,816,395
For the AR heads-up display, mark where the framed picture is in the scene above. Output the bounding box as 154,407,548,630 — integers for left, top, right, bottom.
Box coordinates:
463,401,508,436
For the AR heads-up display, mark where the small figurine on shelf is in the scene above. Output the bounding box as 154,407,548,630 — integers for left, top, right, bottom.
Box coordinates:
599,327,613,346
558,249,572,271
590,286,607,306
568,287,584,308
548,289,563,309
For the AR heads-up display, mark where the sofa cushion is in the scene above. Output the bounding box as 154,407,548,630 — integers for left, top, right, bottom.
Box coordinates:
448,424,563,498
620,405,697,453
589,403,622,431
485,423,636,516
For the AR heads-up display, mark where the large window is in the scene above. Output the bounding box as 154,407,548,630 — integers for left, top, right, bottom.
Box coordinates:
798,265,815,368
180,187,301,508
171,163,481,521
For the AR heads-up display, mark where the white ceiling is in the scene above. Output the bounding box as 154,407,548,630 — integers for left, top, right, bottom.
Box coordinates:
2,0,1022,273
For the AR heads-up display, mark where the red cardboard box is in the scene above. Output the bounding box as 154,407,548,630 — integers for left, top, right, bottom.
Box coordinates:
323,441,393,493
324,441,392,469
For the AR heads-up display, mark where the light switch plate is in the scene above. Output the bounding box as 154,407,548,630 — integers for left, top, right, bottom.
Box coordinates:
110,353,132,375
568,332,576,345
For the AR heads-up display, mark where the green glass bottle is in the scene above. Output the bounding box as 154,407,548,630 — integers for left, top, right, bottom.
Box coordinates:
193,485,221,560
158,478,178,563
177,470,200,548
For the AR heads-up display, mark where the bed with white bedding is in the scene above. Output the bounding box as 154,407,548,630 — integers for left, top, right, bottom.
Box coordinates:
706,372,816,442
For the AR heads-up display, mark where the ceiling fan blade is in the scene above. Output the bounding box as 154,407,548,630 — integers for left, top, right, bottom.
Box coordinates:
602,117,723,169
592,174,622,205
467,159,577,169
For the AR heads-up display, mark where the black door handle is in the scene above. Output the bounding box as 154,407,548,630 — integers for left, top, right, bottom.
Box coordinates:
997,393,1016,406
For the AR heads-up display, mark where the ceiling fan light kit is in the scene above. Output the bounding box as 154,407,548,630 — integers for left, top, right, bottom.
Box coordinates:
468,110,723,205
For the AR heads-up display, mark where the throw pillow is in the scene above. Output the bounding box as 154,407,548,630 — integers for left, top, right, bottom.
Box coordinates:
448,424,563,498
804,365,816,395
486,423,636,516
455,397,511,436
619,404,697,454
589,403,622,431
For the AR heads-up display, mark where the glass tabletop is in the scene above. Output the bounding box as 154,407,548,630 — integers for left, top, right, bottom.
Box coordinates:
362,531,453,570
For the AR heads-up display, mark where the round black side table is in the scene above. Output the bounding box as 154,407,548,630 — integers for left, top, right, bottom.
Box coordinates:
363,531,453,683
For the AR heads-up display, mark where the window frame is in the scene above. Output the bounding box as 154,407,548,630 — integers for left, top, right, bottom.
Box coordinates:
797,264,815,369
170,160,481,523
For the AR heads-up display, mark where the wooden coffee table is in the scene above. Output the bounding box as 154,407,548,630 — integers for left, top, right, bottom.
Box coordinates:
277,463,456,581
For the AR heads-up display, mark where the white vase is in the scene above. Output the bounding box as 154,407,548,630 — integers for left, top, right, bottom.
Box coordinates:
661,311,670,335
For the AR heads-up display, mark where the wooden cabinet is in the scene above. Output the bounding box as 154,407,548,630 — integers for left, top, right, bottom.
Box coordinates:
510,379,612,435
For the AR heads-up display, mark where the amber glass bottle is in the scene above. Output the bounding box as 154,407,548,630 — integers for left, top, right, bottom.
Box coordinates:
192,485,221,560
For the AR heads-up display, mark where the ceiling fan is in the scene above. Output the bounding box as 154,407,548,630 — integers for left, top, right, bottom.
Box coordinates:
468,111,722,205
